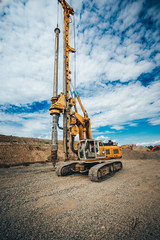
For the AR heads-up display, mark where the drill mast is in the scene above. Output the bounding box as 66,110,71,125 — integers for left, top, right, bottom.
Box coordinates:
50,0,76,162
50,0,92,164
59,0,76,160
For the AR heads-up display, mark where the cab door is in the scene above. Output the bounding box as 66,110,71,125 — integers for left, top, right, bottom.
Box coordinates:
96,141,105,158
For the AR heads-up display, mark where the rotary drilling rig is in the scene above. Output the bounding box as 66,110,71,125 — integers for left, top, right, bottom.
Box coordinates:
49,0,122,182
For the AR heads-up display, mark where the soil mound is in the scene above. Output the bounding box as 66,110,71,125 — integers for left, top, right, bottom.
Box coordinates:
0,134,76,167
122,149,160,160
133,145,150,152
0,135,52,167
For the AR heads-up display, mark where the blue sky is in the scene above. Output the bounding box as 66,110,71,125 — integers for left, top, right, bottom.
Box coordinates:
0,0,160,146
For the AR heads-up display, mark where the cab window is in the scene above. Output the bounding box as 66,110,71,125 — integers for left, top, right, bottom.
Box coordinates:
106,149,110,155
95,141,103,158
113,149,119,154
85,141,95,159
79,141,85,159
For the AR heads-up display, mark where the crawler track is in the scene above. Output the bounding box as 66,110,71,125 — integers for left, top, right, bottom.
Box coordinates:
55,160,122,182
89,160,123,182
55,161,78,176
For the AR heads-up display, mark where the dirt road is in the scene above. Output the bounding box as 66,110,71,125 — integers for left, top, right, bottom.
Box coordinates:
0,159,160,240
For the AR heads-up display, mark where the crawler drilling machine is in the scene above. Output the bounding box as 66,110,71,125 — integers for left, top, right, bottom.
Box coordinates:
49,0,122,182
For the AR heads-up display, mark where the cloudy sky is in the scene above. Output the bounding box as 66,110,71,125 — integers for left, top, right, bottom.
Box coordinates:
0,0,160,146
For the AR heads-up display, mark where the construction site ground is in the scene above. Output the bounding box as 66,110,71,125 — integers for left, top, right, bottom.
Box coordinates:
0,135,160,239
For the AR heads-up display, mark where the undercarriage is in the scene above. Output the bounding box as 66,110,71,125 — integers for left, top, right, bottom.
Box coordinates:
55,160,123,182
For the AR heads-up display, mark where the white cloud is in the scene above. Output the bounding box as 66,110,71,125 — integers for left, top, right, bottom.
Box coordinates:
114,1,144,31
0,0,63,105
0,111,52,138
148,117,160,126
111,125,124,130
129,123,138,127
80,81,160,129
0,0,160,141
95,135,109,143
1,0,159,105
136,140,160,146
75,27,157,86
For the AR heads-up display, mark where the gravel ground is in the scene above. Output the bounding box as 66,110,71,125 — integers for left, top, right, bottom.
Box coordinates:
0,159,160,240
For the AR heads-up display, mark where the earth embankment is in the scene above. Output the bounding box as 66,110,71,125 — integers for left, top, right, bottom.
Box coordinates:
0,134,160,167
0,135,53,167
122,148,160,160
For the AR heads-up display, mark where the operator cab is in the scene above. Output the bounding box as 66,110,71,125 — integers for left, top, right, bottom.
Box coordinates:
78,139,106,161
